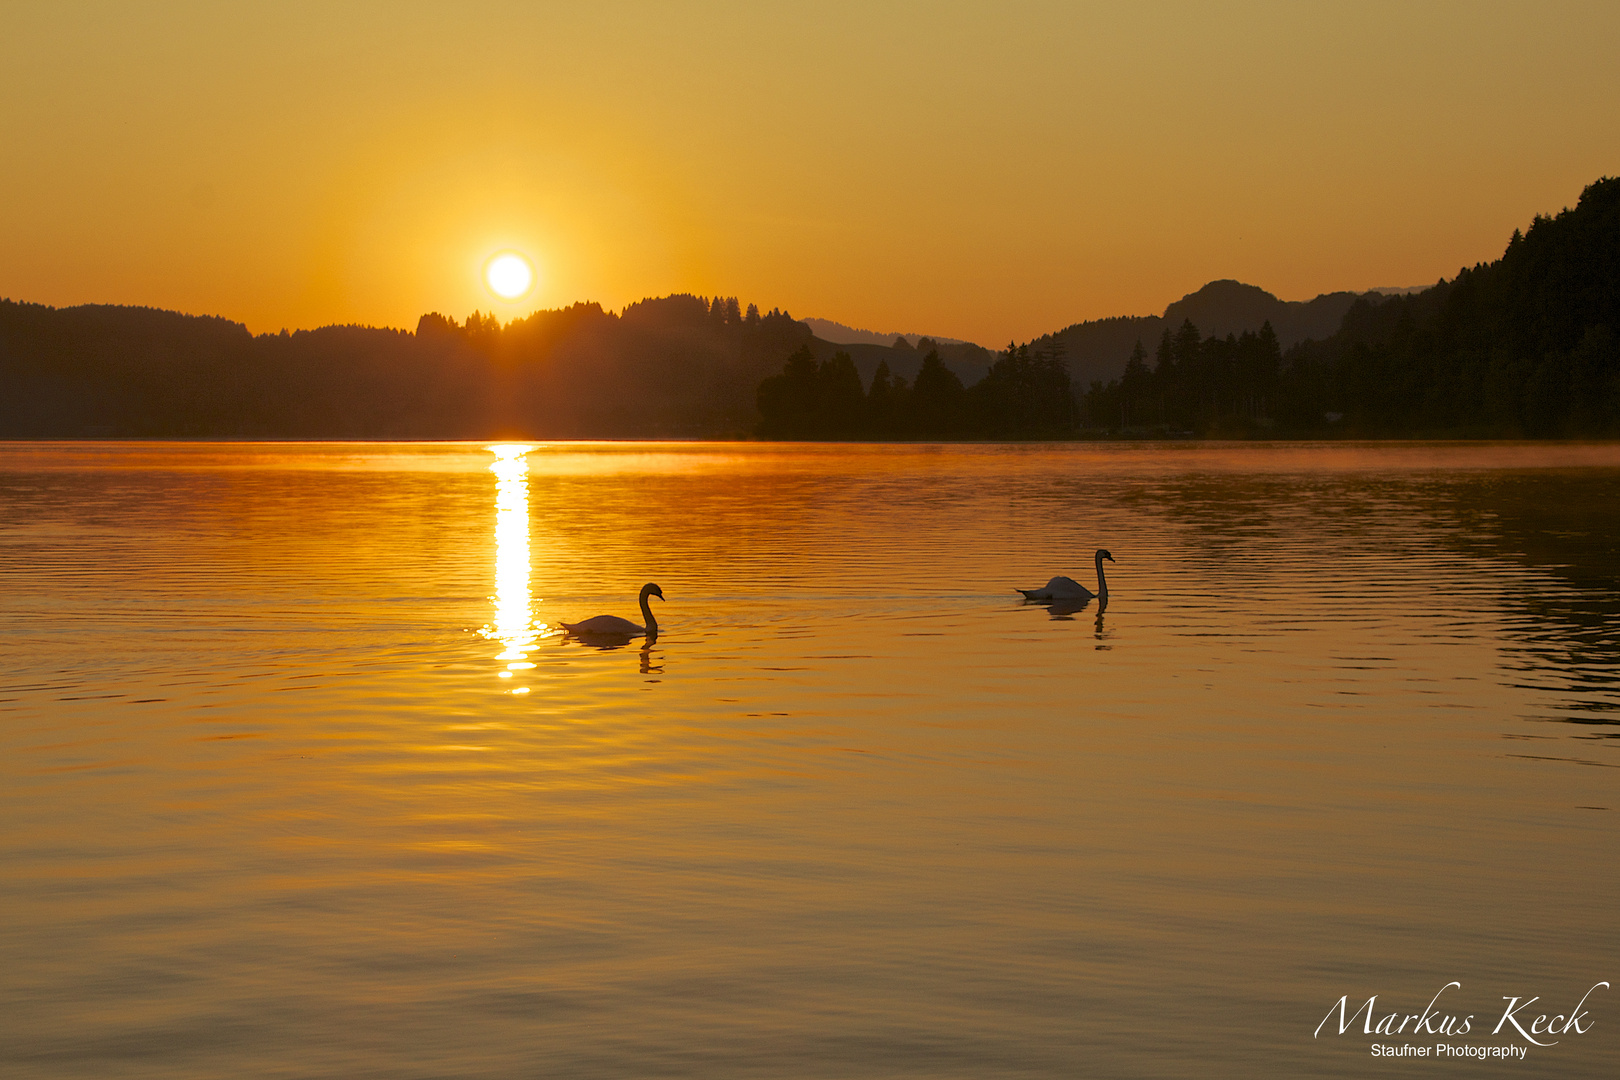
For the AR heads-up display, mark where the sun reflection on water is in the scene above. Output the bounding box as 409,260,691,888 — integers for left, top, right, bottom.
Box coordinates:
477,444,553,691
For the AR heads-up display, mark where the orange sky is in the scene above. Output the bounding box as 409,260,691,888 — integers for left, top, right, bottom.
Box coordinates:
3,1,1618,345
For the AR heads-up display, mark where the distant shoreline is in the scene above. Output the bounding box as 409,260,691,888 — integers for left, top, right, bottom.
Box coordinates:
4,177,1617,442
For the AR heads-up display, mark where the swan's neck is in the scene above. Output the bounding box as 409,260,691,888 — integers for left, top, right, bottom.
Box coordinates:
1095,554,1109,601
641,592,658,638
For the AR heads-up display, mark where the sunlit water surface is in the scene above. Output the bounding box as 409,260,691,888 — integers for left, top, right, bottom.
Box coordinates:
2,441,1618,1079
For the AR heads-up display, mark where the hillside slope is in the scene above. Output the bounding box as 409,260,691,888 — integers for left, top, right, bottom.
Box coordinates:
1033,280,1374,389
0,295,812,438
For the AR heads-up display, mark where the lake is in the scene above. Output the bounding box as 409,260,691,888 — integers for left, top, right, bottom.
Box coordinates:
2,440,1617,1078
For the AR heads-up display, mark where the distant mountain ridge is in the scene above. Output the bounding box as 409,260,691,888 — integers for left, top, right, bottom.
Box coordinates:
1033,279,1378,388
808,280,1377,389
801,318,980,350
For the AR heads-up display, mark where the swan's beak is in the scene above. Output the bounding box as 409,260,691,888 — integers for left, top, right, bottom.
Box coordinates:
1103,553,1115,562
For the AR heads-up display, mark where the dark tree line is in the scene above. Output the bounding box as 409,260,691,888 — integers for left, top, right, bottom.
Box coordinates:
1082,321,1282,435
1275,176,1620,436
1080,175,1620,437
756,175,1617,441
756,340,1075,438
0,293,811,438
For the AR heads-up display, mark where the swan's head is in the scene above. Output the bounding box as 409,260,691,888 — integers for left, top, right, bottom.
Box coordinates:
1097,549,1115,562
641,582,665,602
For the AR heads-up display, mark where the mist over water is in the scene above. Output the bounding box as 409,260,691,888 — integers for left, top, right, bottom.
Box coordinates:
2,441,1617,1079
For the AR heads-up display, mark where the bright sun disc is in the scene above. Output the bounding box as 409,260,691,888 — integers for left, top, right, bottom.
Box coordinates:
485,253,534,300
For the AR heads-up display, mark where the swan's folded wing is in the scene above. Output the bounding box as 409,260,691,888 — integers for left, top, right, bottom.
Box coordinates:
563,615,644,635
1045,576,1095,599
1018,575,1096,601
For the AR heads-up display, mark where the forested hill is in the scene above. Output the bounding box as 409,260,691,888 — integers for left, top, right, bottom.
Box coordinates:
1036,280,1375,389
1274,175,1620,436
1082,175,1620,437
756,174,1620,440
0,295,813,438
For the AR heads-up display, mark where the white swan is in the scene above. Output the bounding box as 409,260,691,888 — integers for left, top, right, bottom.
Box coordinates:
560,583,664,641
1018,549,1114,602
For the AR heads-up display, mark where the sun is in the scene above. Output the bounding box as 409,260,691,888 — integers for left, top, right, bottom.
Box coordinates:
484,252,534,301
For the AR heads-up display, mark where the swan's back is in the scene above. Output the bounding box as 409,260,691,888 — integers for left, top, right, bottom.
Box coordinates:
1018,575,1095,601
560,614,644,635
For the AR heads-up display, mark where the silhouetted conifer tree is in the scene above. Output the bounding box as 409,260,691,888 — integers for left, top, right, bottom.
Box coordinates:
817,351,865,436
866,360,908,436
1119,339,1151,428
416,312,459,338
910,349,966,436
463,311,502,354
1155,328,1174,373
755,345,819,437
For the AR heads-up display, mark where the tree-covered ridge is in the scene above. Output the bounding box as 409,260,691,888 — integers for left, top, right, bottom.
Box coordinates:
1275,175,1620,436
759,176,1620,440
1029,280,1374,390
0,293,810,438
1079,176,1620,437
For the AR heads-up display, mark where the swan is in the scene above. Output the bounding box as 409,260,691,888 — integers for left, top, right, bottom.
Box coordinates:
560,583,664,641
1018,549,1114,602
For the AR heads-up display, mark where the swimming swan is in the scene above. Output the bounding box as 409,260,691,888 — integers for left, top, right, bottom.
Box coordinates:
1018,549,1114,602
560,583,664,641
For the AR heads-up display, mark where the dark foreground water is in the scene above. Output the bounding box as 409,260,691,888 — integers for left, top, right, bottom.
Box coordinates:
1,441,1617,1078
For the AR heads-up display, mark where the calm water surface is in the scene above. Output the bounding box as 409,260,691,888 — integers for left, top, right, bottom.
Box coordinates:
2,441,1618,1078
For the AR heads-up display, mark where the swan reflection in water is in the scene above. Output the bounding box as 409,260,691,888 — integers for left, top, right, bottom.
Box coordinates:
1094,606,1112,650
1029,590,1113,650
640,642,663,677
1044,597,1099,620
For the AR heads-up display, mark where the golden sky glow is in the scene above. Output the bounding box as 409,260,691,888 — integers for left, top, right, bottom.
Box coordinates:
3,1,1619,344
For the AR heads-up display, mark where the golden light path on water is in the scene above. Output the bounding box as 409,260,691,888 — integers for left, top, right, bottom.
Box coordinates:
478,443,550,693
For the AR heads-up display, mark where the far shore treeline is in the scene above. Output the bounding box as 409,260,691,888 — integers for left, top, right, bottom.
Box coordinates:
3,176,1617,440
759,176,1620,439
0,296,812,439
